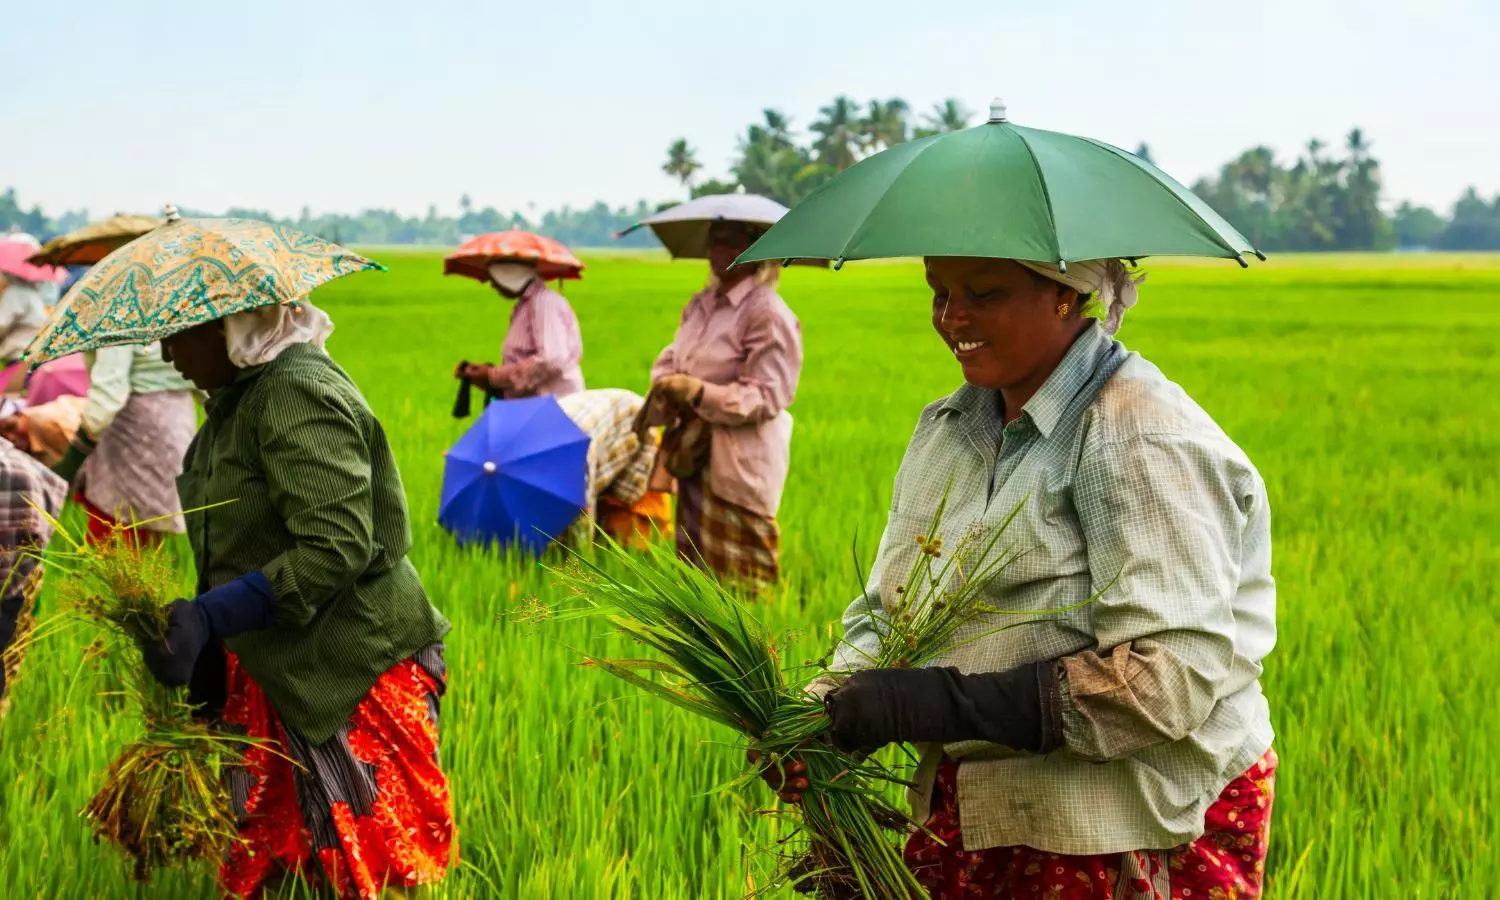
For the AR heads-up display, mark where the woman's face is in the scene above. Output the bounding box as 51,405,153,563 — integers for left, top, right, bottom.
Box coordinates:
0,415,28,452
926,257,1078,393
161,321,238,391
707,224,757,282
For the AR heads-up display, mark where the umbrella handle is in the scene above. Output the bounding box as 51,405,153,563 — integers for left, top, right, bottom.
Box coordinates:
453,371,473,419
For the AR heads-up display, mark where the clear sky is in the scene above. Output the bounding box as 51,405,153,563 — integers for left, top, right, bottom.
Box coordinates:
4,0,1495,220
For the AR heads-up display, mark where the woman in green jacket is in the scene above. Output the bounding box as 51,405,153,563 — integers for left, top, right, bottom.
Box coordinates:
139,300,453,900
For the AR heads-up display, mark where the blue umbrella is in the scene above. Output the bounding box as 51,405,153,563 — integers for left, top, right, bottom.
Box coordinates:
439,395,591,553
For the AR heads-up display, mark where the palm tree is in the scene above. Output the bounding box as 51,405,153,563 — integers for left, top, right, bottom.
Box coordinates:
662,139,702,197
915,99,972,137
861,98,911,152
810,96,862,171
761,109,795,151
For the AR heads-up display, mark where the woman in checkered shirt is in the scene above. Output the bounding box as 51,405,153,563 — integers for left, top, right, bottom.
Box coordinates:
764,257,1277,900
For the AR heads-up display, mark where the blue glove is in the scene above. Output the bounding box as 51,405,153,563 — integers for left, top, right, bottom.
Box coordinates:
140,571,275,688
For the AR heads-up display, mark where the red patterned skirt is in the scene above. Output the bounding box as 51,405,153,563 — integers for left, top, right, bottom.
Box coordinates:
75,492,165,548
675,476,780,592
904,750,1277,899
219,646,456,899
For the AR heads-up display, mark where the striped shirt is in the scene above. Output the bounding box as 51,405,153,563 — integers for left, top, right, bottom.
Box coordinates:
178,343,450,744
490,280,584,398
832,323,1275,854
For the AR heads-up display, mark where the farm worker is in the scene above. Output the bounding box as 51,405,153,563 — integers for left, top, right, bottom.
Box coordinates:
454,260,584,400
0,439,66,719
556,387,673,549
0,271,50,395
47,343,197,547
135,300,455,900
763,260,1277,899
1,394,87,466
646,220,802,593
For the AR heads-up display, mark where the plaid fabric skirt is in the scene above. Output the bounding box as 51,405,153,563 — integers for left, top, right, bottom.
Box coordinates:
905,750,1277,899
0,564,43,714
675,476,780,591
219,645,456,900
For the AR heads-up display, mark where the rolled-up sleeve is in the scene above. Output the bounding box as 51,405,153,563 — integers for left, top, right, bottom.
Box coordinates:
695,305,801,427
1058,431,1248,761
255,376,376,628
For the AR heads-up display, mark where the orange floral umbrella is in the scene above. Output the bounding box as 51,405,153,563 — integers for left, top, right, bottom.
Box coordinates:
444,230,584,283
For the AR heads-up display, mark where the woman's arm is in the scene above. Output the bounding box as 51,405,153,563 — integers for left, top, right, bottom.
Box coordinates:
256,376,377,629
1059,431,1256,761
695,303,802,428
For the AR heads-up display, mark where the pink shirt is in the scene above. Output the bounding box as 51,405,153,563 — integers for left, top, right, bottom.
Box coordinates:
651,278,803,518
492,280,584,398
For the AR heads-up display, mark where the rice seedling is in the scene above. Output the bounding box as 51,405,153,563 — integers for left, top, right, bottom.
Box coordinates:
539,491,1095,899
28,512,248,883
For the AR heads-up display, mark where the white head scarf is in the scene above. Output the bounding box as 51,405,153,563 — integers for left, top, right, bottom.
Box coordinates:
1016,259,1145,334
224,301,335,369
487,261,537,295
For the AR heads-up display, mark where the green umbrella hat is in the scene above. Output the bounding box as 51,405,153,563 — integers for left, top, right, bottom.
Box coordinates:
736,99,1262,270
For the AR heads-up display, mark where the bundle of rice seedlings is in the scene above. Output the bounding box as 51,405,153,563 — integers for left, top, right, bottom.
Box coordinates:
541,494,1094,899
38,515,248,883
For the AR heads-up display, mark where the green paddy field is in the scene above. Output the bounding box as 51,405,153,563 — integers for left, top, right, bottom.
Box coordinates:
1,251,1495,898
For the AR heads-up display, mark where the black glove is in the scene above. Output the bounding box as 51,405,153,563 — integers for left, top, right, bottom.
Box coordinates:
140,572,275,688
823,663,1062,754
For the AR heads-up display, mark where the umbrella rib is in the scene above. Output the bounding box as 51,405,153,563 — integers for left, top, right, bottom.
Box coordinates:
1010,128,1063,264
1082,138,1255,259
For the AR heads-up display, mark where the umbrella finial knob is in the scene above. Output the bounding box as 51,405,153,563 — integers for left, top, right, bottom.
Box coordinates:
734,184,746,194
163,203,181,223
483,461,497,475
988,98,1008,123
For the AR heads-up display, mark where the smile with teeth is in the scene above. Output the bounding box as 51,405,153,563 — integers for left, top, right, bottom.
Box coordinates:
951,339,987,354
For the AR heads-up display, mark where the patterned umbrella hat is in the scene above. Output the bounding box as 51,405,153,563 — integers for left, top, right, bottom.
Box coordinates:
28,213,166,267
444,229,584,283
24,206,382,365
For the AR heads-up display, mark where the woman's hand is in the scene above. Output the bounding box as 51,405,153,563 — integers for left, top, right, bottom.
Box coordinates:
747,748,809,803
139,599,212,687
653,374,704,407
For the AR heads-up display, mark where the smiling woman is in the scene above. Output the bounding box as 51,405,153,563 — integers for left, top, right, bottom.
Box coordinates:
765,252,1280,900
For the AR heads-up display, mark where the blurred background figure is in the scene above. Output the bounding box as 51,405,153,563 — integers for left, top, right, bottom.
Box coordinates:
0,437,66,719
455,259,584,400
0,234,63,396
647,219,802,594
53,342,197,546
556,388,672,549
1,394,87,467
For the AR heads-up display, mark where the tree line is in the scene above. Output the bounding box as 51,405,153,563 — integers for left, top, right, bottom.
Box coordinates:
0,188,662,251
665,97,1500,252
5,96,1499,252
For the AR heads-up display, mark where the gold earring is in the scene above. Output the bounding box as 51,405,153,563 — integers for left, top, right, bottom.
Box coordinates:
1057,302,1071,319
